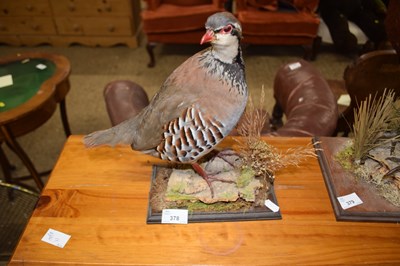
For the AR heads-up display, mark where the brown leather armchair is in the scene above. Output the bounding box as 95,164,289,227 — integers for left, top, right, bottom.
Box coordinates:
332,49,400,136
141,0,225,67
269,59,338,136
235,0,321,60
103,80,149,126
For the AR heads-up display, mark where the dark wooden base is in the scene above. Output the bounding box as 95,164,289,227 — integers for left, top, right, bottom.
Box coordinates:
313,136,400,223
147,165,282,224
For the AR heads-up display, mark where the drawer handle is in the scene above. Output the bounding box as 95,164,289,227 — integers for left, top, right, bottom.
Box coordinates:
31,24,40,31
73,24,81,32
68,4,76,12
26,5,34,11
98,6,112,13
108,25,115,32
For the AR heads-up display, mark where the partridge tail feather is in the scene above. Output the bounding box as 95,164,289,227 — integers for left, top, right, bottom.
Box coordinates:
83,121,135,148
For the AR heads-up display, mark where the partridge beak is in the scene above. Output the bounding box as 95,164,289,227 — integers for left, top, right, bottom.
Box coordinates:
200,30,215,45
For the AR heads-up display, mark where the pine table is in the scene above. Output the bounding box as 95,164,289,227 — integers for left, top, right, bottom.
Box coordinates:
9,136,400,265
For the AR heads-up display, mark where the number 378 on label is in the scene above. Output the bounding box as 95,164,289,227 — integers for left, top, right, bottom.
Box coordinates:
161,209,188,224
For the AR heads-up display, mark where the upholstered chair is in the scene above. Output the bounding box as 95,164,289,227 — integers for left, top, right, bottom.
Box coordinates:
141,0,225,67
332,49,400,136
235,0,321,60
103,80,149,126
269,59,338,136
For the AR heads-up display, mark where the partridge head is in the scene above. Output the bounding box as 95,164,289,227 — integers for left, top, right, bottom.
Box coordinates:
84,12,248,196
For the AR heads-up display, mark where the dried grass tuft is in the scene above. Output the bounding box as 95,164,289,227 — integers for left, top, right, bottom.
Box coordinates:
352,89,397,161
236,87,316,182
236,86,268,138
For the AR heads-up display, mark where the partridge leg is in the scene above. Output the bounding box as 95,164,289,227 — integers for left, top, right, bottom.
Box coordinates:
192,161,237,198
192,162,216,197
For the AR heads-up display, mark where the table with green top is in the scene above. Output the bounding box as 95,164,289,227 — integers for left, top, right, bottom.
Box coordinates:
0,52,71,191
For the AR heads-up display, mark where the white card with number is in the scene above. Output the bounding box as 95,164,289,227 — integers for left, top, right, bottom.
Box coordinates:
337,192,363,210
41,228,71,248
337,94,351,106
161,209,188,224
36,63,47,70
0,74,13,88
288,62,301,70
264,199,280,212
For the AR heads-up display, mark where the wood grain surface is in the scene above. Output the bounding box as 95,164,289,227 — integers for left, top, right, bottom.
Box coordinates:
9,136,400,265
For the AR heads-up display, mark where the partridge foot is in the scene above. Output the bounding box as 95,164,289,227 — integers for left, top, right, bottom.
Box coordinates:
192,162,236,198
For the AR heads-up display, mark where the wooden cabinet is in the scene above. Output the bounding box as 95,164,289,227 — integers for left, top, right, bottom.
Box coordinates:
0,0,140,48
0,0,55,45
51,0,133,16
0,0,52,16
0,17,56,35
55,17,133,36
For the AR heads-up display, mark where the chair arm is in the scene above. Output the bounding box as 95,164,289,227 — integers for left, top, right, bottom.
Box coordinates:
271,59,338,137
293,0,319,13
213,0,226,8
144,0,161,10
103,80,150,126
235,0,248,11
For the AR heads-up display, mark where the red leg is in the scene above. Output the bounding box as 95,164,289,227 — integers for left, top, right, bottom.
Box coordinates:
191,162,215,197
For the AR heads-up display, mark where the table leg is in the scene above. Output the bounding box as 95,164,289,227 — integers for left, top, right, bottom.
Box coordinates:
59,99,71,137
0,126,44,190
0,143,13,183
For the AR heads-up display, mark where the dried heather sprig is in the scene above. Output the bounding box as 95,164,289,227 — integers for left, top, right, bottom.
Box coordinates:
236,87,316,181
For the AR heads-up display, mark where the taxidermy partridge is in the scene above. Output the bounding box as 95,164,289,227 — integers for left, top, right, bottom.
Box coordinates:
84,12,248,197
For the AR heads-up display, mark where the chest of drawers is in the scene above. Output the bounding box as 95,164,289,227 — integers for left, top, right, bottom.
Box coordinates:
0,0,140,48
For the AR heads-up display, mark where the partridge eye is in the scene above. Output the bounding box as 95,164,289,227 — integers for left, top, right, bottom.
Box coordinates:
221,25,233,33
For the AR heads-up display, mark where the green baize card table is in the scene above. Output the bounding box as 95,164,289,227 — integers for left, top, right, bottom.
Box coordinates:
0,52,71,191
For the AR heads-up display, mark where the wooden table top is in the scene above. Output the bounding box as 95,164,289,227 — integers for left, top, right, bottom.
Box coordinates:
10,136,400,265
